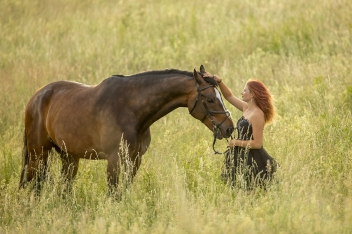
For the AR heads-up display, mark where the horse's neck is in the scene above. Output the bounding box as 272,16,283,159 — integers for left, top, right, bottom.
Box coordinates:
135,75,195,131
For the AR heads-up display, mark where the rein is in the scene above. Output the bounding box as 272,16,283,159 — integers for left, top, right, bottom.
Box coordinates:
189,82,232,154
212,135,232,154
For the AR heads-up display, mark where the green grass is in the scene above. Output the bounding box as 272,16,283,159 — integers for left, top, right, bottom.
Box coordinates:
1,0,352,233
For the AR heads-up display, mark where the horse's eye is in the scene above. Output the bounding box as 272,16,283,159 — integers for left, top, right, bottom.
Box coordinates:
207,98,214,103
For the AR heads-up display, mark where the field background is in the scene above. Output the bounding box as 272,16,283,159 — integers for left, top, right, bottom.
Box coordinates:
1,0,352,233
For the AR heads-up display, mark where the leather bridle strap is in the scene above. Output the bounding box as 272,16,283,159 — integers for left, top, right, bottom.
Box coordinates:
189,82,232,154
189,83,230,127
188,83,212,115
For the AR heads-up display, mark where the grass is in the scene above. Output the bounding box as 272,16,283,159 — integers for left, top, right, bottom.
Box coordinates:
1,0,352,233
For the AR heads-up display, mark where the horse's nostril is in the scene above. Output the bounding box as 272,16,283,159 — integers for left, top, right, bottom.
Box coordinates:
226,127,234,136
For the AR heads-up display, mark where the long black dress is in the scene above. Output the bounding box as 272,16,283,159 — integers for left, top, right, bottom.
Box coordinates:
221,116,277,189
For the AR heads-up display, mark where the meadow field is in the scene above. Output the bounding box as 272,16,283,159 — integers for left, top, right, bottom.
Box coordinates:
1,0,352,233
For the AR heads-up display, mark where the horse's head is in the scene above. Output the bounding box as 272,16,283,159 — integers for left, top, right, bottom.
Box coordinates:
188,65,234,139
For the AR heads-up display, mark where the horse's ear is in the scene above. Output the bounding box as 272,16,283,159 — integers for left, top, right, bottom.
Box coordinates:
200,65,205,73
193,68,204,84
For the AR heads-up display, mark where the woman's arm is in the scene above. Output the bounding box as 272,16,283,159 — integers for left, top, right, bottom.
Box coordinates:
214,75,247,111
228,111,265,149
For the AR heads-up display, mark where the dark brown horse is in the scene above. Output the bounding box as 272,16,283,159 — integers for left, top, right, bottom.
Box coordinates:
19,65,234,196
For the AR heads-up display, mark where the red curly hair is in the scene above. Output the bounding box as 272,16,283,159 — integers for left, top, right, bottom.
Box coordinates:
246,79,275,125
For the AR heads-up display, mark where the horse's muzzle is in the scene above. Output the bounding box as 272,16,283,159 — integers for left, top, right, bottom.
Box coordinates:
225,127,234,137
214,127,234,139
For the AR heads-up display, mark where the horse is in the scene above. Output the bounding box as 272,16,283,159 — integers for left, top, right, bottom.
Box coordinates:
19,65,234,197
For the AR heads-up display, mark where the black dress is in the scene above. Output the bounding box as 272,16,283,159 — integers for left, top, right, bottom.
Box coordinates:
221,116,277,189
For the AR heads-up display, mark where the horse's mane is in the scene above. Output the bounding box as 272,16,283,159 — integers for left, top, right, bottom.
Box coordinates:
112,69,218,86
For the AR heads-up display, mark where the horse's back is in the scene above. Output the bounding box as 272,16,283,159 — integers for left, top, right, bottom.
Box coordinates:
26,80,93,119
25,81,101,153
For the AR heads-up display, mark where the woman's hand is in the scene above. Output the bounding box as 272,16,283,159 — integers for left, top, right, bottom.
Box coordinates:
203,74,222,83
213,75,222,83
228,139,236,148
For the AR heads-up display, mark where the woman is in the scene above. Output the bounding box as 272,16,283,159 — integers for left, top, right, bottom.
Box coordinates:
211,75,277,189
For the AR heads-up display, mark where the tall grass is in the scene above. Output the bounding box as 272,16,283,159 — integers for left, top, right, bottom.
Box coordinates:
1,0,351,233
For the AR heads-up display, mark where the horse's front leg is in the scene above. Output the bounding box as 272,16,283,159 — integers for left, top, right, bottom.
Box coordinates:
106,153,142,199
60,153,80,196
107,155,121,199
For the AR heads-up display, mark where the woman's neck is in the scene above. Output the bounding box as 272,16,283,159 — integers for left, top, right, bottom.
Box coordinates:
247,99,258,111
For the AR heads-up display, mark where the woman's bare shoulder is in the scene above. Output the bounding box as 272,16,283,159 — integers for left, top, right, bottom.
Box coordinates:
253,107,264,117
250,108,265,125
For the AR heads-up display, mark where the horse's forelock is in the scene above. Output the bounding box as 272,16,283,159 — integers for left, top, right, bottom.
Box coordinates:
203,77,219,87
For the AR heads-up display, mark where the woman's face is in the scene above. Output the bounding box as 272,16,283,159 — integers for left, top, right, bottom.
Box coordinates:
241,85,252,102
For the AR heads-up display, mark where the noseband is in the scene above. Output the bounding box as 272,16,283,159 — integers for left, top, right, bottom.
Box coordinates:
189,82,232,154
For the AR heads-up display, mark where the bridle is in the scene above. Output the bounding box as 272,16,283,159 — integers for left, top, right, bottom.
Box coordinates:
189,82,232,154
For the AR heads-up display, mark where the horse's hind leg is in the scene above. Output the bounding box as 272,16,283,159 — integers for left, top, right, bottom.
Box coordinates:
21,137,53,196
59,152,79,195
21,88,54,195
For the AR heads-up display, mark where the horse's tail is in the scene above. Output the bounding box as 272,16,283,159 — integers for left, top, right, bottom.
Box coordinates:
19,128,29,189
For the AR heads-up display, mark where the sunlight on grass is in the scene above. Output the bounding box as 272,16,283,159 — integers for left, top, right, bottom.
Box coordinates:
0,0,352,233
